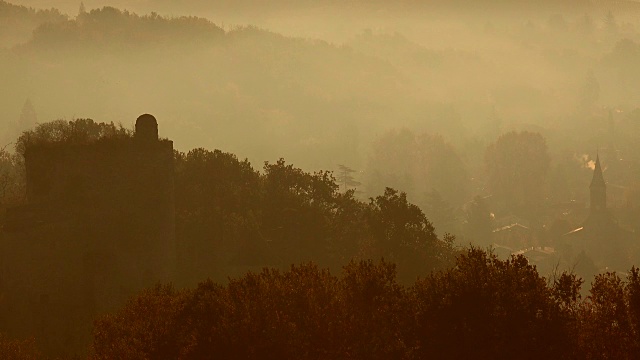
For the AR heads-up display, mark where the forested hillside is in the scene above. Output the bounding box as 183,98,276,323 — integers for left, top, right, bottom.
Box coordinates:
3,2,640,214
5,248,640,359
2,1,640,267
2,1,640,356
0,1,66,46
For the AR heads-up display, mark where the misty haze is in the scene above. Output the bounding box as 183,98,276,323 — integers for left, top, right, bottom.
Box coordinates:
2,0,640,358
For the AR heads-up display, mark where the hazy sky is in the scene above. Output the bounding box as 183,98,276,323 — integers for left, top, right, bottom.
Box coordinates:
10,1,148,14
4,0,640,207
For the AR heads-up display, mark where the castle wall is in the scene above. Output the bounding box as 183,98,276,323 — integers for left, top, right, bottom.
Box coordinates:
1,122,176,356
23,139,176,283
1,206,90,353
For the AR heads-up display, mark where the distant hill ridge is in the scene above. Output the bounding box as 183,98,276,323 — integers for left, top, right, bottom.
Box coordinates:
5,0,640,17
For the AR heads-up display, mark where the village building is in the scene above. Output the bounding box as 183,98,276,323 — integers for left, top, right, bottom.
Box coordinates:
559,154,635,271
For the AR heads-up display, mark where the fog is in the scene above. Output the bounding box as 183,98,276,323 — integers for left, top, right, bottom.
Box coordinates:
3,0,640,216
3,0,640,357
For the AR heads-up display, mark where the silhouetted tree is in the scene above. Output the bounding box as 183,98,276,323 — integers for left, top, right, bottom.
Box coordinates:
174,148,261,285
367,129,470,207
0,147,25,207
18,99,37,131
261,158,339,266
326,189,369,267
15,118,131,155
578,271,636,359
90,261,411,359
172,148,453,285
628,267,640,348
411,248,574,359
463,195,494,246
422,189,459,237
368,187,454,282
92,248,604,359
0,333,41,360
485,131,550,214
3,99,37,146
336,164,361,192
339,259,410,359
91,284,191,360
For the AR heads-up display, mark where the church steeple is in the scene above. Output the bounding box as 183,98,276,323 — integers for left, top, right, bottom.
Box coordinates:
590,154,606,212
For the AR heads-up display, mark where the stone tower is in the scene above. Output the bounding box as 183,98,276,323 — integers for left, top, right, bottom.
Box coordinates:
135,113,159,141
0,114,175,357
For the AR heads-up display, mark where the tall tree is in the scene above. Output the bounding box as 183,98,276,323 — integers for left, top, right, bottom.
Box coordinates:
368,187,454,281
18,99,37,131
174,148,261,285
367,129,470,207
78,2,87,16
3,99,38,147
261,159,339,266
412,248,575,360
336,164,361,192
0,147,25,208
463,195,494,246
422,189,459,238
485,131,550,214
15,118,130,155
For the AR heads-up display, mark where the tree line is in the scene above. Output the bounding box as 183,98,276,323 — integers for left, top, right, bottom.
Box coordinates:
89,249,640,359
174,149,455,285
6,248,640,359
0,118,456,285
2,118,640,358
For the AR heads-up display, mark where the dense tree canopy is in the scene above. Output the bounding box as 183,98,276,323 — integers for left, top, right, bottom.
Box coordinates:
15,118,132,155
29,6,223,50
0,333,40,360
174,148,455,285
3,0,640,356
88,248,640,360
0,147,24,207
0,1,66,47
463,195,494,245
7,119,455,287
411,249,573,359
0,107,639,358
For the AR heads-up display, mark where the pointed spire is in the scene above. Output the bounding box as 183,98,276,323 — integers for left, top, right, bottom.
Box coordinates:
590,154,605,188
589,153,607,212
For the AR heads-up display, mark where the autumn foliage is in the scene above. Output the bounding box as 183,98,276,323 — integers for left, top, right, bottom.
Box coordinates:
0,333,40,360
88,248,640,360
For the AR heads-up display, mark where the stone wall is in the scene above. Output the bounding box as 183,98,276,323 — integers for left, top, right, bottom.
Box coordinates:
0,115,176,357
